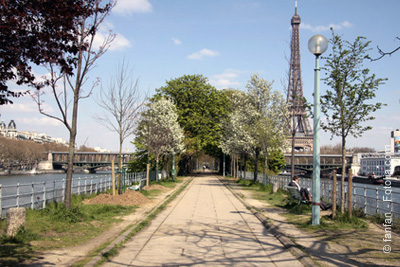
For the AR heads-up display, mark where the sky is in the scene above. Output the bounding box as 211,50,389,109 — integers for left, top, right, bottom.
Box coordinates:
1,0,399,153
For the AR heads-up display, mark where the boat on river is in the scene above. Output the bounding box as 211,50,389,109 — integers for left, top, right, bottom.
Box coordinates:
352,175,385,185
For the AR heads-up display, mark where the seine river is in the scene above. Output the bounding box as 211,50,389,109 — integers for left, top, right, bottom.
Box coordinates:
0,172,112,187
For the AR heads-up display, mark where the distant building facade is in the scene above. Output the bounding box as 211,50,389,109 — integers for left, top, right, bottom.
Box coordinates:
0,118,68,146
359,153,400,177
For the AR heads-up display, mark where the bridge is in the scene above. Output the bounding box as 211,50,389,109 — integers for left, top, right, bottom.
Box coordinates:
40,151,356,175
283,154,355,175
40,151,133,173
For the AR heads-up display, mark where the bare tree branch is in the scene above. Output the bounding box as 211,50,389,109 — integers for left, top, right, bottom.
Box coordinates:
372,36,400,61
94,58,146,156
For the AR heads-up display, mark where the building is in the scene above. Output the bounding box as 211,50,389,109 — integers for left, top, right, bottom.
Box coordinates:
359,153,400,177
391,129,400,153
0,119,17,138
0,118,68,146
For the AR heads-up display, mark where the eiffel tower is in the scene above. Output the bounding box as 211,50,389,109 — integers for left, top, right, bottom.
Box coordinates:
287,0,313,151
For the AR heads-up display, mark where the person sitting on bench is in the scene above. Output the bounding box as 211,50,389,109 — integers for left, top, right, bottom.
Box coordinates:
289,176,312,202
288,176,332,210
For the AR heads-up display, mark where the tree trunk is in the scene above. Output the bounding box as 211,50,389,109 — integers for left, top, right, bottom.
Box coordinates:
65,138,75,209
290,104,297,179
253,149,260,183
332,169,337,219
291,130,296,178
65,86,79,209
341,137,346,214
118,142,123,195
236,157,239,179
156,156,159,181
244,153,248,180
264,156,268,185
348,169,353,218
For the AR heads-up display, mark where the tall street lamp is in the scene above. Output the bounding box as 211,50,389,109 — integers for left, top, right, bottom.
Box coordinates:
308,34,328,226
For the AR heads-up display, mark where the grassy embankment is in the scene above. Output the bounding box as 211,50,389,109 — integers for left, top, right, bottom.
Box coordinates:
0,177,183,266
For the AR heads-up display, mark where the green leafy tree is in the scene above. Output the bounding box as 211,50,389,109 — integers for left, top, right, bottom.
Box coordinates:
267,150,286,174
154,74,229,174
321,31,386,213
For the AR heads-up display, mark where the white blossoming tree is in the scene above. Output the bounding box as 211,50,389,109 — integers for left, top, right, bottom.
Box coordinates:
246,74,288,183
221,74,288,183
138,97,185,181
220,90,255,178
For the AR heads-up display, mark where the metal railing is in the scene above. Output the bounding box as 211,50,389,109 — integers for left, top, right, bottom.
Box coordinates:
0,171,149,218
239,171,400,221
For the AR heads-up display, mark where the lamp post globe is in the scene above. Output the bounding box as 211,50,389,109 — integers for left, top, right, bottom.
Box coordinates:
308,34,328,56
309,34,328,226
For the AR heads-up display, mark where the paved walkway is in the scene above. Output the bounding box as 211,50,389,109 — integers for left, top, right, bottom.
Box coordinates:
104,175,303,266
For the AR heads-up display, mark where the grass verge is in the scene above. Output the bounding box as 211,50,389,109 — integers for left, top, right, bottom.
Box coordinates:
224,177,400,265
0,180,183,266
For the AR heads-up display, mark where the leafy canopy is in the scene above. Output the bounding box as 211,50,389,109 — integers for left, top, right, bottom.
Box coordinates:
0,0,112,104
154,74,229,157
321,30,387,140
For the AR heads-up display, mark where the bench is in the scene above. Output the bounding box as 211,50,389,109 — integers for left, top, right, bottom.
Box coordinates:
284,185,309,205
128,179,146,191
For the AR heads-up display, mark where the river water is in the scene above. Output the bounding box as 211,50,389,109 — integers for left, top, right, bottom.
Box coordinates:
0,172,111,187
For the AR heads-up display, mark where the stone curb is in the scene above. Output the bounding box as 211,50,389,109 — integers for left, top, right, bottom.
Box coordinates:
85,177,194,267
220,178,316,267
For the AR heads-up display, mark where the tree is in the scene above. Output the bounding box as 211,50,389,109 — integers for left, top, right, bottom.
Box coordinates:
246,74,288,184
321,31,386,213
31,0,115,209
94,59,144,191
220,90,253,178
136,97,185,180
0,0,104,105
155,74,229,174
267,150,286,174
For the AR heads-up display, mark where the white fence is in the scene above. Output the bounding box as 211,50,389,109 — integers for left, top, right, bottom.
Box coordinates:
0,172,147,218
240,172,400,221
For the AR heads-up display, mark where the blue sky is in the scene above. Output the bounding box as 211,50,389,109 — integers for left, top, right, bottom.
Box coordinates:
1,0,399,153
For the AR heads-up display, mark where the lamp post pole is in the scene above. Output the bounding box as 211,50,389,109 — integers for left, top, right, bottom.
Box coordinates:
308,34,328,226
312,53,321,225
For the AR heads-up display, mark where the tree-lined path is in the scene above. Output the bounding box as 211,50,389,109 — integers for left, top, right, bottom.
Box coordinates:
104,174,302,266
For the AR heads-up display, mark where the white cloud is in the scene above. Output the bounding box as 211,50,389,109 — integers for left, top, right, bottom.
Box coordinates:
113,0,153,15
172,38,182,45
93,27,132,51
210,69,242,89
110,33,132,51
19,117,63,127
3,103,38,113
301,21,353,32
187,48,219,60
